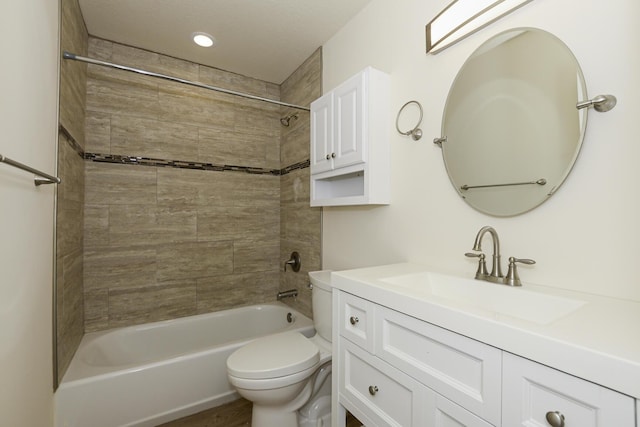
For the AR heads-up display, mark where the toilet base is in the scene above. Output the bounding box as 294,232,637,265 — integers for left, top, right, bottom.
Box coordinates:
252,405,298,427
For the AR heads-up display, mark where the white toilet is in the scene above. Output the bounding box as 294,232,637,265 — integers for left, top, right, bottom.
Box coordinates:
226,270,333,427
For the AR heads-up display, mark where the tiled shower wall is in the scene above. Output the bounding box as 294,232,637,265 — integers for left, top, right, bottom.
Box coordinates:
279,52,323,317
82,38,321,331
56,0,87,383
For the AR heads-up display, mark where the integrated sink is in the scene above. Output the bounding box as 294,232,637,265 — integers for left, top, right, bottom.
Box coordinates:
380,271,586,325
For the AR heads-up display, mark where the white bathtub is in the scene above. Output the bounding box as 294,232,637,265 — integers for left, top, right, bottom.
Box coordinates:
55,303,314,427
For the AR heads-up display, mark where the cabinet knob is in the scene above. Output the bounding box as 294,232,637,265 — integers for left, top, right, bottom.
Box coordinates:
545,411,565,427
349,316,359,325
325,154,330,160
368,385,378,396
331,152,336,158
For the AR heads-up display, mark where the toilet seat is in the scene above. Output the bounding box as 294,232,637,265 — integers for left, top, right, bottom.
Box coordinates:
227,332,320,380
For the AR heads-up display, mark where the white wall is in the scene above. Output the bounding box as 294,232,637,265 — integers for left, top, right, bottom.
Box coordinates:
0,0,59,425
321,0,640,302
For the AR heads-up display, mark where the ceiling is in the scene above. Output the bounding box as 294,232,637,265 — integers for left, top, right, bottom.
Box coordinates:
78,0,372,84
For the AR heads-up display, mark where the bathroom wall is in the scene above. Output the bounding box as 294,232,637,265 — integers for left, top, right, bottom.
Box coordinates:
82,38,286,331
279,49,323,318
0,0,58,422
81,39,323,330
320,0,640,302
56,0,87,382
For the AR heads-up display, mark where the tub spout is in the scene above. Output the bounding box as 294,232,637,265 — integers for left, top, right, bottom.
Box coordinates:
277,289,298,301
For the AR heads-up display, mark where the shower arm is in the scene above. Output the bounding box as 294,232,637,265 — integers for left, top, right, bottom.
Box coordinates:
62,51,310,112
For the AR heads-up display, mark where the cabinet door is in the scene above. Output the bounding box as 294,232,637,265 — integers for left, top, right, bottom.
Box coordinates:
333,71,366,169
310,91,333,174
503,352,635,427
339,339,428,427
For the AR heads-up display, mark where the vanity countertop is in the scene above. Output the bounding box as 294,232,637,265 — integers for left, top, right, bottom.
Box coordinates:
331,263,640,399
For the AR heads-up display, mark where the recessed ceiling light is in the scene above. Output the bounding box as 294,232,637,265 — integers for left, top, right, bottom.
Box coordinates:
192,32,216,48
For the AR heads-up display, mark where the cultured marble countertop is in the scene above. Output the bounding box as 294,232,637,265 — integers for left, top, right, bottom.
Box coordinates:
331,263,640,399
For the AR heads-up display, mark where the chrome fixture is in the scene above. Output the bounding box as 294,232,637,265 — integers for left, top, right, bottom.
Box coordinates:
284,251,301,272
280,113,299,127
466,226,535,286
62,52,310,112
460,178,546,191
395,100,423,141
504,257,536,287
576,94,617,112
425,0,534,53
0,153,61,186
277,289,298,301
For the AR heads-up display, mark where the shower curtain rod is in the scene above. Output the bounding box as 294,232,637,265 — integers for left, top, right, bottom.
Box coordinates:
62,51,310,112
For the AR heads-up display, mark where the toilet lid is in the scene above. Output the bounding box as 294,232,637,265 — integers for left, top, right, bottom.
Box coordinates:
227,332,319,380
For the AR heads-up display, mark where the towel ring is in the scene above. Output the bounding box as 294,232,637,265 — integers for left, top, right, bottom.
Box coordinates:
396,100,423,141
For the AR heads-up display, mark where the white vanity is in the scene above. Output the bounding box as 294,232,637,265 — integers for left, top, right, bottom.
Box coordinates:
330,263,640,427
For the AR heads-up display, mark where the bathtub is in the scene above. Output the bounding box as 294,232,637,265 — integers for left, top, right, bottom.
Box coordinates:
55,303,314,427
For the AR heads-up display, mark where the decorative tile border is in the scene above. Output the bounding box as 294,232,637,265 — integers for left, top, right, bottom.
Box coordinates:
58,124,309,176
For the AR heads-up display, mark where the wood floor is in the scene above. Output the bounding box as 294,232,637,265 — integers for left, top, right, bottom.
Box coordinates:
157,398,363,427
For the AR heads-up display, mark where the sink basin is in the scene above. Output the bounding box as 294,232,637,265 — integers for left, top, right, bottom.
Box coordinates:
380,272,586,325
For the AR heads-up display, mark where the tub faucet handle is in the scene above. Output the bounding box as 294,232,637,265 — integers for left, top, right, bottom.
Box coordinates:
284,251,301,272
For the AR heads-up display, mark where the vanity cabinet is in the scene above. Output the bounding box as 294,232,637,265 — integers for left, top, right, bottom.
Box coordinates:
336,291,500,426
502,352,635,427
334,290,637,427
310,67,390,207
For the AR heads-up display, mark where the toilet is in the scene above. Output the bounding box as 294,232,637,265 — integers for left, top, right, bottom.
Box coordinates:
226,270,333,427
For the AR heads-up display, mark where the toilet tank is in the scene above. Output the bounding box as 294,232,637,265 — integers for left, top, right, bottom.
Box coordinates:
309,270,333,342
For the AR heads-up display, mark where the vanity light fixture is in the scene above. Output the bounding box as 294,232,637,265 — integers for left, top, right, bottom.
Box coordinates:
192,32,216,48
426,0,534,54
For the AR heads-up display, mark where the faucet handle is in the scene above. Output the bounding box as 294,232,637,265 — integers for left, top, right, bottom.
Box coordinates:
504,257,536,287
465,252,488,279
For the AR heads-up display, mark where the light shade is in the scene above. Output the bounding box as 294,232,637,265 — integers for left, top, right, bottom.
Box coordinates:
426,0,533,54
192,32,215,48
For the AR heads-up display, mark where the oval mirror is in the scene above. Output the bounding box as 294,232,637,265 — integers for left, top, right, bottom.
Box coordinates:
440,28,588,216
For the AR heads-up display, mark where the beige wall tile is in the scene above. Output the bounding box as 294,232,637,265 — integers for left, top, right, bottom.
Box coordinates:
85,162,157,206
110,115,199,160
84,288,109,332
196,271,279,313
233,240,280,274
108,205,197,246
85,111,111,153
84,246,157,289
157,241,234,281
84,205,109,247
108,282,197,328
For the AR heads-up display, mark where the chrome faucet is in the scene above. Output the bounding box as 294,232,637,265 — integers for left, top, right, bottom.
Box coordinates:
473,226,503,281
277,289,298,301
466,226,535,286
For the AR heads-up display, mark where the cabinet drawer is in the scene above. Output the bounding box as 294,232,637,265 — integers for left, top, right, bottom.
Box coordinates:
503,352,635,427
339,339,428,427
430,393,493,427
339,292,374,352
374,305,501,425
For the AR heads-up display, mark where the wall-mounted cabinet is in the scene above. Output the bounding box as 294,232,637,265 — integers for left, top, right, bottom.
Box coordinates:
310,67,390,207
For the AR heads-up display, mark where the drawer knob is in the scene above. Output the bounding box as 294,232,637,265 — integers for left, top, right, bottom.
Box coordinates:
545,411,565,427
368,385,378,396
349,316,359,325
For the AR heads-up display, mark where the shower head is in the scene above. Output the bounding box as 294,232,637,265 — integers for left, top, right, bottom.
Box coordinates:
576,94,617,112
280,113,299,126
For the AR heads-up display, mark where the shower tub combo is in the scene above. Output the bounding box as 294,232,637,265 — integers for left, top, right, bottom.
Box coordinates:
55,303,314,427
